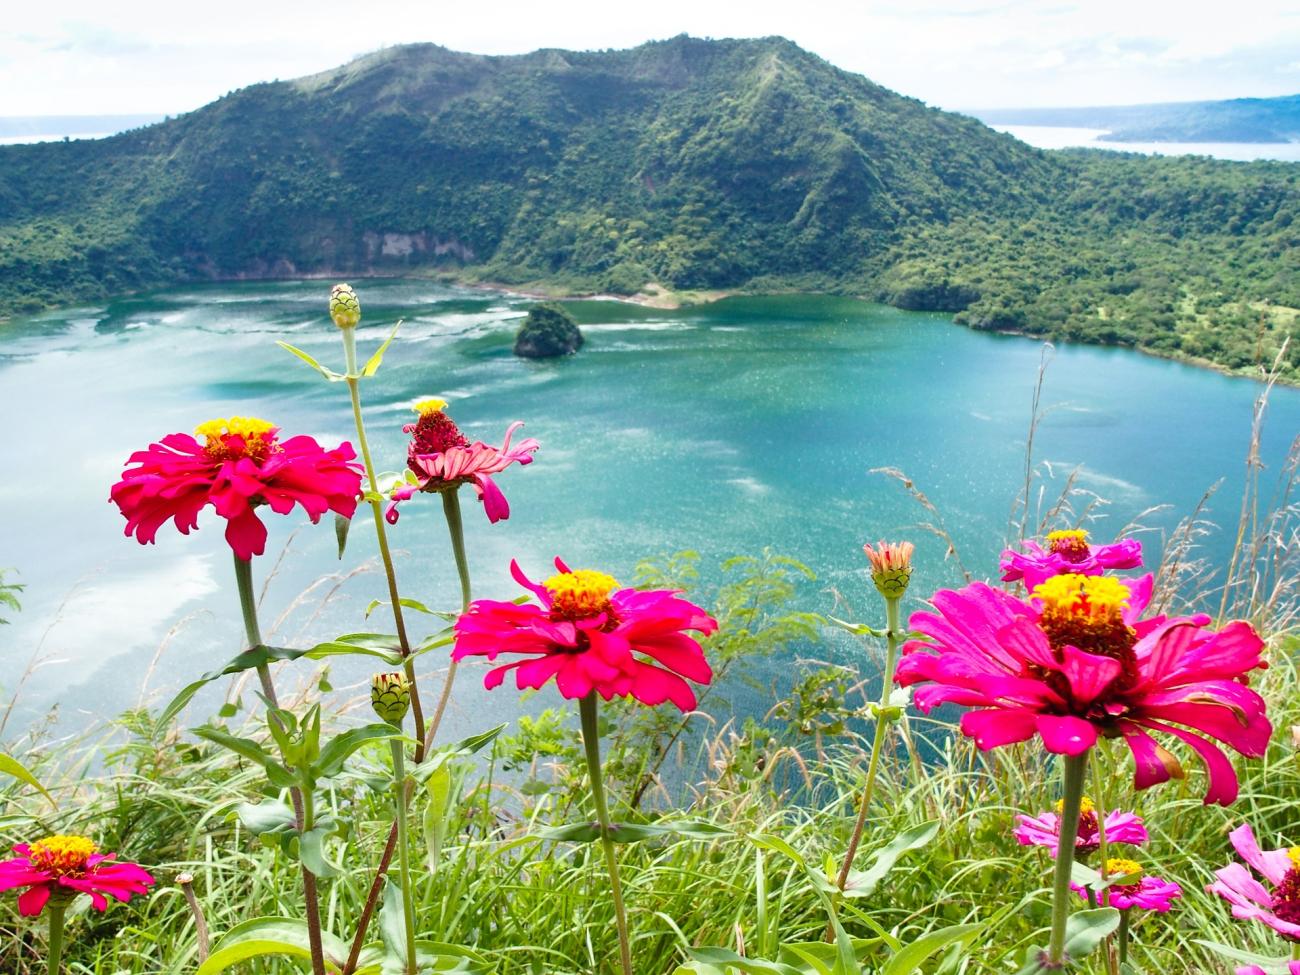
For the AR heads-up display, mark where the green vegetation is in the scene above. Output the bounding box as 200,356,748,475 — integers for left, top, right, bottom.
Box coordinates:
0,36,1296,379
514,302,583,357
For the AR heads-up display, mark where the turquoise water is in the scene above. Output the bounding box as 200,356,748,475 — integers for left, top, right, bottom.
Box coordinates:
1,280,1297,736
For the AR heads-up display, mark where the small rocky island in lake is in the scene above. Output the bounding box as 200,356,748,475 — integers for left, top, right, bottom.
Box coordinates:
514,303,584,358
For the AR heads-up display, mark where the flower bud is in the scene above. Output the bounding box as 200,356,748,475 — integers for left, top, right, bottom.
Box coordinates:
330,283,361,329
863,541,913,599
370,672,410,724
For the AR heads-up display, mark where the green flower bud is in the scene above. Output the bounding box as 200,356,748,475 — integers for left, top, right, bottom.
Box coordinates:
330,283,361,329
370,672,410,724
863,541,914,599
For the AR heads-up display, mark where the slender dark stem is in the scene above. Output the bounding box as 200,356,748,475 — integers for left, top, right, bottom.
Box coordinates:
177,874,210,962
343,824,399,975
390,739,418,975
46,899,66,975
1117,911,1129,966
1048,752,1090,964
233,554,326,975
579,694,633,975
342,327,426,758
424,489,471,751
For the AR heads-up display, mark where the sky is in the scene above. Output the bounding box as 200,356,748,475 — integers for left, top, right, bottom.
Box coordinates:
5,0,1299,117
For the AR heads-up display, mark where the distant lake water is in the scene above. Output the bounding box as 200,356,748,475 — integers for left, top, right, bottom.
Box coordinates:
995,124,1300,162
2,282,1297,737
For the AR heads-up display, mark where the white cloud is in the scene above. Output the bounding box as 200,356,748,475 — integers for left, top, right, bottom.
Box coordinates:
2,0,1298,114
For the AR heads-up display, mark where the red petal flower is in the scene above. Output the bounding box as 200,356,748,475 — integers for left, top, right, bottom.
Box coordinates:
0,835,154,917
452,557,716,711
110,417,362,560
896,572,1271,805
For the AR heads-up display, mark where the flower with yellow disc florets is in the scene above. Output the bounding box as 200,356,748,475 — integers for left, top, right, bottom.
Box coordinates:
451,557,717,710
896,570,1271,805
111,416,362,560
385,397,538,525
1072,857,1182,912
1209,826,1300,943
0,835,155,916
1014,795,1149,857
1000,528,1143,591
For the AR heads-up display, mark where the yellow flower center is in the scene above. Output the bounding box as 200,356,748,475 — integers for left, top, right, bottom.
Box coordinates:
1029,574,1139,697
544,569,619,620
1055,795,1096,815
1104,858,1144,885
1289,847,1300,869
1033,573,1129,619
195,416,278,463
28,835,96,877
1046,529,1091,562
412,397,449,416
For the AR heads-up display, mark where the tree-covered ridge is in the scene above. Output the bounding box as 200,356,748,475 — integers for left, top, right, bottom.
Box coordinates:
0,35,1296,379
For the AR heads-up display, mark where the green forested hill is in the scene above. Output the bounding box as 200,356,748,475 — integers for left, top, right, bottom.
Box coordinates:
1,35,1296,378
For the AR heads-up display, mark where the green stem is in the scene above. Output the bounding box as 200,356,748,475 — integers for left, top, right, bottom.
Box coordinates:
390,739,418,975
1293,943,1300,962
232,554,325,975
1091,758,1117,975
341,325,427,759
1048,752,1090,964
579,694,633,975
424,489,471,751
834,595,902,893
46,899,66,975
1117,910,1129,967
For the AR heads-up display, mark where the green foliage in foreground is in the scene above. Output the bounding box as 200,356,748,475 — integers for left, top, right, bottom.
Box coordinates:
0,36,1296,380
2,550,1297,974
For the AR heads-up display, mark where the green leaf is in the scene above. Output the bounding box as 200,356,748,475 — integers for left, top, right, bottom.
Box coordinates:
304,633,405,665
361,320,402,377
0,752,55,807
749,833,807,869
366,597,438,619
678,947,801,974
1062,908,1121,956
299,825,340,879
233,798,296,835
315,723,402,778
411,633,455,659
159,644,307,726
880,923,981,975
194,727,295,787
1194,939,1298,971
826,615,886,638
423,762,456,873
195,916,351,974
539,819,731,845
379,877,406,960
277,341,346,382
335,513,351,560
842,820,940,898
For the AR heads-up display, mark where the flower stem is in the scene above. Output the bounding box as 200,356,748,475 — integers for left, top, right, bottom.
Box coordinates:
232,553,326,975
390,738,418,975
1091,758,1118,975
424,489,471,751
579,694,633,975
1117,910,1129,967
46,899,66,975
834,594,902,894
341,325,426,758
1048,751,1090,964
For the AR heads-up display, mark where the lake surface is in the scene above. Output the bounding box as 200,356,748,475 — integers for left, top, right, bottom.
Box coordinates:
994,124,1300,162
2,281,1297,739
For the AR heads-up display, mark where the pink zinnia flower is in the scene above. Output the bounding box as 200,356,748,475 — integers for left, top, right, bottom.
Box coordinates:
452,557,717,710
385,398,538,525
0,835,154,916
1000,529,1143,591
1071,858,1181,912
1208,824,1300,943
111,416,362,561
1014,796,1149,855
1237,967,1300,975
895,572,1271,804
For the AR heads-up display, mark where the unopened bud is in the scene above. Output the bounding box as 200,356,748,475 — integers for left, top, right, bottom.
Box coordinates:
863,541,914,599
370,672,411,724
330,283,361,329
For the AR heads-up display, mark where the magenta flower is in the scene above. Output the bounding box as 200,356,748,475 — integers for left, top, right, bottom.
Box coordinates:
452,557,717,710
1014,796,1148,855
111,416,362,560
0,835,154,916
895,572,1271,804
385,398,538,525
1237,966,1300,975
1000,529,1143,591
1208,824,1300,942
1071,859,1181,912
